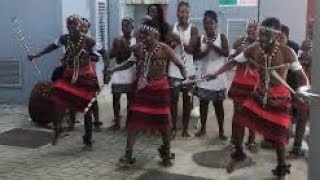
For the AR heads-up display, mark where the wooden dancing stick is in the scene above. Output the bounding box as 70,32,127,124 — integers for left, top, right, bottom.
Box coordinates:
170,77,209,89
83,92,98,115
11,16,42,75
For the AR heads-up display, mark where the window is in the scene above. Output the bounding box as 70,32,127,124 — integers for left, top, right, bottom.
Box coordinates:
227,19,248,46
97,1,107,48
0,58,22,88
219,0,257,6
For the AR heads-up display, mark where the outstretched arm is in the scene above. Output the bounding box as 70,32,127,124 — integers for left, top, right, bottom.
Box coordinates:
110,60,135,73
203,51,248,80
28,43,60,61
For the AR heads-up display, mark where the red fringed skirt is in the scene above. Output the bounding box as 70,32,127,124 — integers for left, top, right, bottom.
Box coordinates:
128,76,172,134
228,65,259,104
50,63,99,112
236,84,292,145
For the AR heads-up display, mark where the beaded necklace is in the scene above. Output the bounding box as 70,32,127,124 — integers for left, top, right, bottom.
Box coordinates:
66,35,85,83
137,43,160,90
259,42,280,105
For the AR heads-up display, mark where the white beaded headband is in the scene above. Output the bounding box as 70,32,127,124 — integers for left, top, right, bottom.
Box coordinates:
139,25,159,35
259,26,281,34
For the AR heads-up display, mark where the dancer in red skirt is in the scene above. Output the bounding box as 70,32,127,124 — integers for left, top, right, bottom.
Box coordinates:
107,19,187,167
28,15,106,149
204,17,310,180
226,21,260,152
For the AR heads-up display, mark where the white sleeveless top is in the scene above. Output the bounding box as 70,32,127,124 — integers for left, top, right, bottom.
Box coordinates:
168,22,195,79
197,34,227,91
111,37,137,85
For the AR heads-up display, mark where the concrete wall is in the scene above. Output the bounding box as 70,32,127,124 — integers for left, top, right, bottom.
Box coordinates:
61,0,92,34
0,0,99,104
260,0,307,45
0,0,63,104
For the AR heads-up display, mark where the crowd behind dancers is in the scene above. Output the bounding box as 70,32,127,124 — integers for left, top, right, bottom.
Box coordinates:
27,1,313,179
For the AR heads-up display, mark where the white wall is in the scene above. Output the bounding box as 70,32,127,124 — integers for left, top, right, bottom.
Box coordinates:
260,0,307,45
0,0,63,103
61,0,92,34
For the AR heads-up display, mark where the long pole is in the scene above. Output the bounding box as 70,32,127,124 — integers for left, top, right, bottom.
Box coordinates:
257,0,261,22
309,0,320,179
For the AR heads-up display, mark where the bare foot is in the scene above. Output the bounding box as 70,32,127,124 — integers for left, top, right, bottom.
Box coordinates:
82,144,93,152
195,130,206,137
108,123,120,131
246,142,259,154
226,157,251,174
223,144,235,151
171,129,177,140
116,157,136,168
161,159,173,167
286,148,306,160
219,134,228,141
93,126,102,132
182,130,190,137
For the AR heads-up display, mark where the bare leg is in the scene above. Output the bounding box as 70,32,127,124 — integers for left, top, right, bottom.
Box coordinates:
181,89,191,137
195,100,209,137
125,92,133,128
170,88,179,139
224,103,238,151
52,107,64,145
213,100,228,140
158,129,175,167
245,128,259,153
227,123,246,173
66,110,76,131
272,142,291,180
111,93,121,130
83,111,93,151
117,130,137,167
289,106,309,158
92,102,102,131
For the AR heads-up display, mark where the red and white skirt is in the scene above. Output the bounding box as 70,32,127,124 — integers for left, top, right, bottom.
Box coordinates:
228,65,259,104
50,63,99,112
128,76,172,134
236,84,292,145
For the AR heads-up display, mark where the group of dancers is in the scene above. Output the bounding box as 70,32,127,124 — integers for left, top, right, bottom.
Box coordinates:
27,1,313,179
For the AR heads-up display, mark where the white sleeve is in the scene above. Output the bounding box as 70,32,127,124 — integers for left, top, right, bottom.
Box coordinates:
289,48,303,71
230,49,236,55
91,42,103,57
92,42,103,52
289,61,303,71
128,53,137,63
233,52,248,63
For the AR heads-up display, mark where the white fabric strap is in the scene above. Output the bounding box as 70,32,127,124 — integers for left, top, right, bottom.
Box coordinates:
289,48,302,71
233,52,248,63
128,53,137,63
54,38,62,47
289,61,302,71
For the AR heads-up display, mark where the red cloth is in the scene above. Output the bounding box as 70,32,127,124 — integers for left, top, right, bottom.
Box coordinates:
236,84,292,145
228,65,259,104
50,62,98,112
128,76,172,134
